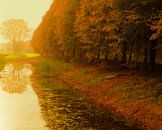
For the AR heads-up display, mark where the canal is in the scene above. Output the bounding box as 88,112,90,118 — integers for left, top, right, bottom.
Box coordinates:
0,63,143,130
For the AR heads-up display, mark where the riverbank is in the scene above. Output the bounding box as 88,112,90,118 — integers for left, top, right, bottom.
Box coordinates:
6,54,159,130
31,73,143,130
29,58,161,130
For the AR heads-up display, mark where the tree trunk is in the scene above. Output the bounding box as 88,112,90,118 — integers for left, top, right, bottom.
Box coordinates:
97,50,100,59
72,47,76,59
128,44,134,63
122,41,128,64
104,53,108,62
80,50,83,61
150,39,157,72
144,40,148,64
114,52,118,61
61,50,65,57
80,49,87,62
128,52,132,63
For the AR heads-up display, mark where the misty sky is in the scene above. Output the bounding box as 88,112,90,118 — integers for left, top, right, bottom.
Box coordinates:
0,0,52,43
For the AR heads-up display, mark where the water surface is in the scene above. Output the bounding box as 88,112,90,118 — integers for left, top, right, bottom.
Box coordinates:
0,63,143,130
0,64,48,130
38,78,143,130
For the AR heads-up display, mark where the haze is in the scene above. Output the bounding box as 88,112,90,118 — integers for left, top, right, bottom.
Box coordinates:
0,0,52,43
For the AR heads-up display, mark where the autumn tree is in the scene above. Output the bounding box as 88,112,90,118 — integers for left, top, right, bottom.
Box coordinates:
31,0,79,59
74,0,119,63
112,0,162,69
32,0,162,71
0,19,31,52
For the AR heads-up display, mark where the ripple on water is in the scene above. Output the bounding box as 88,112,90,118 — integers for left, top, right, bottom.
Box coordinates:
38,79,143,130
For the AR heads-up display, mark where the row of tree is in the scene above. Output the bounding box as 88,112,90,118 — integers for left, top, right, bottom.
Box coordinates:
31,0,162,70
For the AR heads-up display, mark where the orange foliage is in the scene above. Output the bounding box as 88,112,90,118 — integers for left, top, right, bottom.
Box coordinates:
31,0,162,64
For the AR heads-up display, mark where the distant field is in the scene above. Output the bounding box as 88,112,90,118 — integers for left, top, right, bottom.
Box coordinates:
3,53,40,60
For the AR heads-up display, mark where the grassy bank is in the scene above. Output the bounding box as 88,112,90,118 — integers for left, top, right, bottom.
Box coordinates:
0,52,40,65
0,52,40,72
0,54,6,69
3,52,40,61
33,58,162,130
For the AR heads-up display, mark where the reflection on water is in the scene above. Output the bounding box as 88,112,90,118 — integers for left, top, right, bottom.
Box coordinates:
0,64,31,93
39,79,142,130
0,64,48,130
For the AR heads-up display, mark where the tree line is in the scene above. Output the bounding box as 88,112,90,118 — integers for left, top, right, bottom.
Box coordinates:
31,0,162,71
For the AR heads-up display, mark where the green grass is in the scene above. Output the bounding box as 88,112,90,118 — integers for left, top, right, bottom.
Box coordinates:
127,88,147,99
5,53,25,59
86,76,107,85
108,84,130,97
38,59,72,76
108,83,162,101
39,79,65,91
0,52,40,69
72,71,86,79
158,95,162,101
4,52,40,60
23,53,40,58
52,60,71,73
107,84,144,99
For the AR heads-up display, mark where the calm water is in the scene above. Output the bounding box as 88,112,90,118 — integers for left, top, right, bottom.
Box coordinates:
0,63,48,130
0,63,142,130
38,75,143,130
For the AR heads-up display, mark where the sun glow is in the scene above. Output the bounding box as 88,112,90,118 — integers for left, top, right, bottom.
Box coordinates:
0,0,52,43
